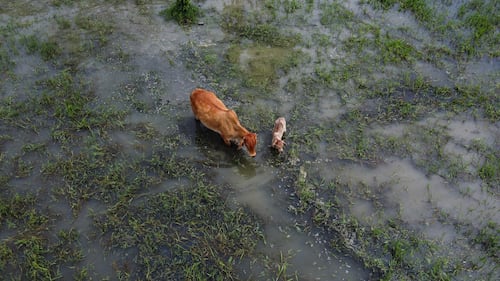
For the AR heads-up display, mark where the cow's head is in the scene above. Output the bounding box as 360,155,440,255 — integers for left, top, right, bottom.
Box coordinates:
243,133,257,157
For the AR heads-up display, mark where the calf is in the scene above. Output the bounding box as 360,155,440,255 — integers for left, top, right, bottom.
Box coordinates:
271,117,286,153
190,88,257,157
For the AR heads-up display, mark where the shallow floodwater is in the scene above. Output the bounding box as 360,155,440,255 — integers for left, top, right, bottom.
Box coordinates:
1,0,499,280
217,166,371,279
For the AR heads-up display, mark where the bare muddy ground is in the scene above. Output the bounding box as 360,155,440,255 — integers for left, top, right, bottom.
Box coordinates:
1,0,498,280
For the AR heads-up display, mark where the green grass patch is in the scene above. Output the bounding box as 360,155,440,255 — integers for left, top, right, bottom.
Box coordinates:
41,70,94,128
448,84,499,122
283,0,302,14
51,0,80,7
42,132,193,215
312,32,332,47
39,70,126,132
369,0,499,57
227,45,303,91
379,37,416,63
399,0,434,22
408,124,449,176
334,111,381,163
160,0,200,25
364,72,498,122
420,44,454,65
221,2,300,47
369,0,397,10
0,95,48,130
0,193,39,229
465,13,494,40
43,137,131,214
93,179,263,280
54,16,72,29
308,193,460,280
478,153,499,192
320,1,355,28
0,191,84,280
117,71,167,114
13,156,34,178
458,0,499,41
0,45,15,73
473,221,499,262
20,34,61,61
368,0,434,22
74,14,114,46
39,41,61,60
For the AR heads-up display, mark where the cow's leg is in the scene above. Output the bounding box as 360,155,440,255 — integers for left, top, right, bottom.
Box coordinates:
221,135,231,146
237,138,244,149
272,137,278,147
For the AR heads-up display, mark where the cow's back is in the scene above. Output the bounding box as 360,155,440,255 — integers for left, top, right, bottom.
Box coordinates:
190,88,232,132
190,88,228,116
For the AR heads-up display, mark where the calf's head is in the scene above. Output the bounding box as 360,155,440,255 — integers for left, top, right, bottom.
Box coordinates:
243,133,257,157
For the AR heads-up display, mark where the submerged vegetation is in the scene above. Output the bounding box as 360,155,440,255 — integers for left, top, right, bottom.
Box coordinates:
368,0,500,56
94,180,262,279
221,1,301,47
1,0,498,280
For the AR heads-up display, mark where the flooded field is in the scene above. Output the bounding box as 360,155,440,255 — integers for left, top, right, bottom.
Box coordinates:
1,0,498,280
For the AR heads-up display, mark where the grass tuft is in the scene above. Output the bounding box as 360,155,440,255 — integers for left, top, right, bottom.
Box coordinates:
93,179,263,279
20,35,61,61
221,3,300,48
380,37,416,63
160,0,200,25
473,222,499,262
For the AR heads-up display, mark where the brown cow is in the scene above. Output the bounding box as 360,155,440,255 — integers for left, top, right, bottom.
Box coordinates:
190,88,257,157
271,117,286,153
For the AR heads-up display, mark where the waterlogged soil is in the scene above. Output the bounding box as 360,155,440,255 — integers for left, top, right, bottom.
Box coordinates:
1,0,499,280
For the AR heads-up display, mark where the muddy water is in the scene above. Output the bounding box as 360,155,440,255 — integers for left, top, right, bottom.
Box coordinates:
2,0,499,279
217,166,370,280
336,157,499,228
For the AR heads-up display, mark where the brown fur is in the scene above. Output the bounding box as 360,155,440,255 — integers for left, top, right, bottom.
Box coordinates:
271,117,286,153
190,88,257,157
